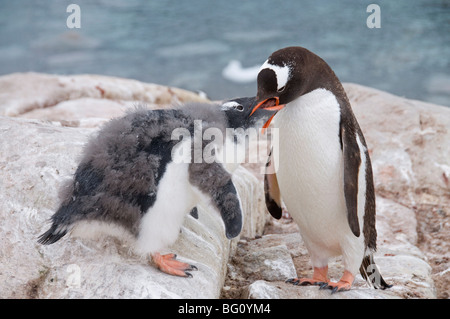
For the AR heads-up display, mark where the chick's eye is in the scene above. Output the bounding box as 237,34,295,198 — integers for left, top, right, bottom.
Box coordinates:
277,86,286,93
235,104,244,111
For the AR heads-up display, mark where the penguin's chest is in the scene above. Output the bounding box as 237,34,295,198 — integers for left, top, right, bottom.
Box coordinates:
273,89,347,241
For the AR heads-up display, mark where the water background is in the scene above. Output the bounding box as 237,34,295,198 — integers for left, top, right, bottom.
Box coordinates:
0,0,449,105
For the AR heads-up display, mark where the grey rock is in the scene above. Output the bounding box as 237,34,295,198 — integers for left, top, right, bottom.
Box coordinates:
239,244,296,282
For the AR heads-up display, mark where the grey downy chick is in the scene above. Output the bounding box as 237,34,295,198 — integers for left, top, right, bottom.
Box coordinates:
38,97,274,277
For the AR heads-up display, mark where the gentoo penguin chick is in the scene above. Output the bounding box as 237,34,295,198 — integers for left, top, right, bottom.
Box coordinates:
251,46,391,292
38,97,274,277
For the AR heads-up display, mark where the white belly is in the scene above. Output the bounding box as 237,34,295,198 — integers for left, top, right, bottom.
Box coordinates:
273,89,358,266
136,160,196,255
136,140,197,255
135,137,241,256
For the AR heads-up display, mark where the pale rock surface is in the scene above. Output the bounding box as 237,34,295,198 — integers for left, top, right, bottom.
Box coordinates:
244,280,402,299
237,244,296,282
233,165,268,239
0,72,209,118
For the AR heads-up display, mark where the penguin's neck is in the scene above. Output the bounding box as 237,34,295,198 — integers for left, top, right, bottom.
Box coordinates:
274,88,341,135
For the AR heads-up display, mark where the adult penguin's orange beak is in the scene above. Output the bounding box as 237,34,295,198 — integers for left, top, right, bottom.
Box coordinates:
250,97,285,133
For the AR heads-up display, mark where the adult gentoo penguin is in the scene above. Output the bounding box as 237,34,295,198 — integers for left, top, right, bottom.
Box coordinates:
251,46,391,292
38,97,273,277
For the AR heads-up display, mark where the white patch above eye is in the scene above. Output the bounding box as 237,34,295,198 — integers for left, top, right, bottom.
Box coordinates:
259,60,291,91
221,101,240,110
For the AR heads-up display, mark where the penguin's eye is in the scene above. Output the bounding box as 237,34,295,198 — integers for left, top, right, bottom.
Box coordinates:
235,104,244,111
277,86,286,93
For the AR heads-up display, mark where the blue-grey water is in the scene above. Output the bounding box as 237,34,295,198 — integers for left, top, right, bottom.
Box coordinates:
0,0,449,105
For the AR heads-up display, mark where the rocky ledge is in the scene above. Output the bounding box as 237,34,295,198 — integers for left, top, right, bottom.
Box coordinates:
0,73,448,299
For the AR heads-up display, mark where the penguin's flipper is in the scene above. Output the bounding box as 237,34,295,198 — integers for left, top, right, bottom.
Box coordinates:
341,126,361,237
188,162,242,239
264,149,282,219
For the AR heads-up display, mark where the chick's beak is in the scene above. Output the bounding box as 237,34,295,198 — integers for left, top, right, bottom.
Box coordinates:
250,97,285,133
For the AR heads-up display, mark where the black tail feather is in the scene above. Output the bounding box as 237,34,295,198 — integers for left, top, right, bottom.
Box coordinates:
37,203,76,245
37,224,68,245
359,253,392,289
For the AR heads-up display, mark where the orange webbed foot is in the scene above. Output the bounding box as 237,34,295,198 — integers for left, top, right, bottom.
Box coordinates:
151,253,198,277
319,270,354,293
286,266,329,287
286,277,329,286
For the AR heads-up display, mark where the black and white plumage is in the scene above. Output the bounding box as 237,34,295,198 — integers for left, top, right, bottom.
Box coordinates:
38,97,273,277
251,46,391,292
